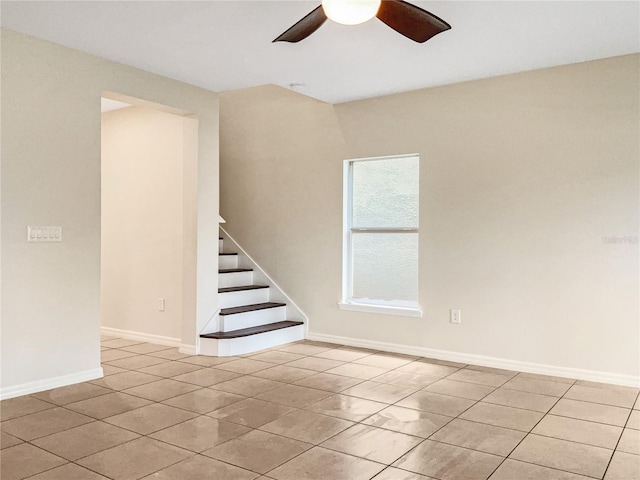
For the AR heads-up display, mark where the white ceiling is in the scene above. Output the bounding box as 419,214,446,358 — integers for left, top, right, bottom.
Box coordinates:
2,1,638,104
101,98,132,113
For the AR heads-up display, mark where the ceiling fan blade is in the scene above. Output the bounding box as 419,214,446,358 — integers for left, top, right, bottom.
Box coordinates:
377,0,451,43
273,5,327,43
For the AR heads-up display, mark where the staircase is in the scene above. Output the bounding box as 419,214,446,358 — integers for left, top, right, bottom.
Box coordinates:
198,235,305,356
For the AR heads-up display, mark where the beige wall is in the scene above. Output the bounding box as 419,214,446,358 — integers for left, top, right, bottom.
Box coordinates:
101,106,194,340
1,29,219,396
220,55,639,379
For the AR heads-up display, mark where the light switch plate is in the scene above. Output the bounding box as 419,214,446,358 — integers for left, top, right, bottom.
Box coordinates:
27,226,62,242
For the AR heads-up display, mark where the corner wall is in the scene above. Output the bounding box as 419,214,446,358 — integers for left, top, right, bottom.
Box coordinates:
220,55,639,382
0,29,219,398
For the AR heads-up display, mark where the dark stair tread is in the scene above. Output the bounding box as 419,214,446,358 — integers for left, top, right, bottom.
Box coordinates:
218,285,269,294
219,253,238,256
219,237,223,240
200,321,303,340
221,302,286,316
219,268,253,274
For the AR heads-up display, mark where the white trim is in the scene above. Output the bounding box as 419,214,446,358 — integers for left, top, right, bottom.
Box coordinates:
100,326,181,347
306,332,640,388
0,367,104,400
338,302,423,318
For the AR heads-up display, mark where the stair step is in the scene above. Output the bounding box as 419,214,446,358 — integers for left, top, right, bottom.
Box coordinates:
219,253,237,256
218,285,269,294
219,268,252,274
221,302,285,316
200,321,304,340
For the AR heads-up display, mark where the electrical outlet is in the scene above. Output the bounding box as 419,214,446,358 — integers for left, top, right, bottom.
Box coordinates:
158,298,165,311
450,309,461,324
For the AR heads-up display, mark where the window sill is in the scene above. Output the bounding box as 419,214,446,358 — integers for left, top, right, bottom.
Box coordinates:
338,302,423,318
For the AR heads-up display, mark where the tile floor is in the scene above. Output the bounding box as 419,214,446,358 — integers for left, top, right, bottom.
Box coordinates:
1,337,639,480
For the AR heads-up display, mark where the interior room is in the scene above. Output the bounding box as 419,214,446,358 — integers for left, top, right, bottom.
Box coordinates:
1,1,638,479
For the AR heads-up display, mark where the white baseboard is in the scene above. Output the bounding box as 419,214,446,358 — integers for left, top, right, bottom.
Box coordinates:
179,344,197,355
0,367,104,401
101,326,181,347
307,332,640,388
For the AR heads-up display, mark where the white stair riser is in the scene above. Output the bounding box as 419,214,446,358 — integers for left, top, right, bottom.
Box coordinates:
218,271,253,288
200,325,305,356
219,288,270,309
221,306,286,332
219,255,239,269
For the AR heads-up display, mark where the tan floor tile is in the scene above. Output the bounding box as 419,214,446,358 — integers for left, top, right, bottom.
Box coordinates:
276,343,334,355
1,431,23,449
27,463,110,479
285,357,346,372
459,402,544,431
212,376,285,396
363,405,452,438
575,380,639,394
502,376,571,397
430,418,525,456
101,364,128,376
635,396,639,410
138,361,204,378
532,414,623,449
0,395,55,421
463,365,518,377
91,371,162,390
105,355,170,370
101,338,145,348
148,348,192,361
321,423,422,464
123,379,201,402
628,410,640,430
260,409,354,444
324,363,389,380
0,443,66,480
257,365,317,383
617,428,640,455
306,394,387,422
373,371,440,389
550,398,630,426
142,455,259,479
397,362,459,378
314,348,373,362
103,403,197,434
604,451,640,480
171,367,240,387
64,392,153,419
372,467,434,480
564,384,638,408
341,381,417,404
490,459,593,480
425,379,495,400
203,429,311,474
517,372,577,384
179,355,238,366
268,446,385,480
446,369,511,387
162,388,245,414
101,349,139,362
149,415,251,452
420,357,468,369
393,439,503,480
249,351,305,364
294,372,363,392
77,437,191,480
510,434,613,478
1,407,93,441
101,335,118,341
31,382,116,406
32,421,139,460
483,387,558,413
255,384,332,408
209,398,296,427
397,391,475,417
120,343,174,354
353,354,414,369
215,358,275,374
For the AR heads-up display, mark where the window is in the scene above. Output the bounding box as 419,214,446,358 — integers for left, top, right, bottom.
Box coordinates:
340,154,421,317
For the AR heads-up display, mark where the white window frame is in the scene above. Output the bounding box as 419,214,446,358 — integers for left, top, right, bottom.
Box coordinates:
339,154,422,318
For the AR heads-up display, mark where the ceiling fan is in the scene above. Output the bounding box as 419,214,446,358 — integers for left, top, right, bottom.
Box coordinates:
273,0,451,44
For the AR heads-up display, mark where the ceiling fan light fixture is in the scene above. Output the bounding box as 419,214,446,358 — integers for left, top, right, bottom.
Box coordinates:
321,0,381,25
